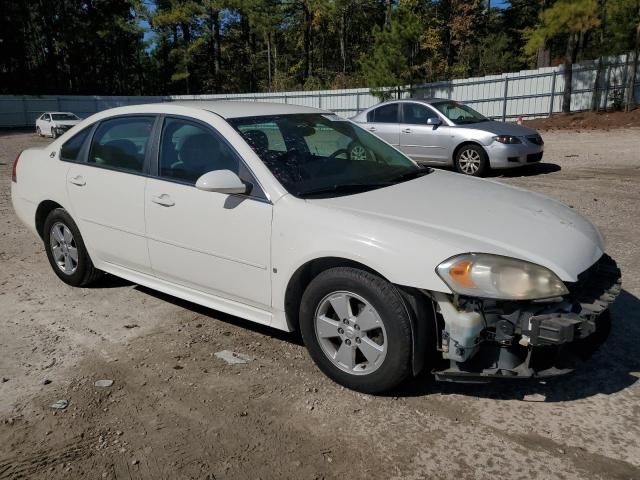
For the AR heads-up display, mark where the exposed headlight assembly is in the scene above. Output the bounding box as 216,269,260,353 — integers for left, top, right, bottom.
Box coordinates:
436,254,568,300
493,135,522,144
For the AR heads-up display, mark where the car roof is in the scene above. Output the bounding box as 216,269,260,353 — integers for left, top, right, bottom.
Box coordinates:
45,112,77,115
161,101,326,119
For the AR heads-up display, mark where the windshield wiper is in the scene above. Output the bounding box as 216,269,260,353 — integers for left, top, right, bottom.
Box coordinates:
296,182,391,198
390,167,433,183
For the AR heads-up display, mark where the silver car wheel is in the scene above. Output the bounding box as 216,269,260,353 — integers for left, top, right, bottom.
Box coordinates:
314,291,387,375
458,148,481,174
349,144,368,162
49,222,78,275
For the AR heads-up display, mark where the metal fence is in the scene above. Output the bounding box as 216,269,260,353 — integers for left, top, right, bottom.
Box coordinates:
1,53,638,128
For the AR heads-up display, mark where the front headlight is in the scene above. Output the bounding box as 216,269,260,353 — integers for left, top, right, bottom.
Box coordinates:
436,253,568,300
493,135,522,144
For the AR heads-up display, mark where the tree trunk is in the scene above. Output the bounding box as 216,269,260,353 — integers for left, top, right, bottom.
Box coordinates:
591,56,604,111
266,32,272,90
213,9,221,77
339,10,346,73
303,3,312,81
562,33,578,113
625,18,640,112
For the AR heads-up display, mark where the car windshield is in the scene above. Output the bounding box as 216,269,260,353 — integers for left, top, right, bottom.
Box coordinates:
51,113,79,121
431,101,487,125
229,113,429,198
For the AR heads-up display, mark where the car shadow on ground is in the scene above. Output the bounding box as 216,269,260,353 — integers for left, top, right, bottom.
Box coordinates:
134,284,304,345
117,278,637,403
432,162,561,178
395,289,640,402
490,162,561,178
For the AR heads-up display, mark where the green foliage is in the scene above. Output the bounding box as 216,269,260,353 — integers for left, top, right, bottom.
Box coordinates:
0,0,637,96
523,0,600,61
359,6,423,98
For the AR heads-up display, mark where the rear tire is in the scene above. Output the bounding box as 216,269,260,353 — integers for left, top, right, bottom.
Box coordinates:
455,144,488,177
43,208,102,287
299,267,412,393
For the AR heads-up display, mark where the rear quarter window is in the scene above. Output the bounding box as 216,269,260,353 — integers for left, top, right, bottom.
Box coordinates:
60,127,92,162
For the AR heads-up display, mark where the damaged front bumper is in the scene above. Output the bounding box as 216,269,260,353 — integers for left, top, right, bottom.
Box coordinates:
431,254,622,383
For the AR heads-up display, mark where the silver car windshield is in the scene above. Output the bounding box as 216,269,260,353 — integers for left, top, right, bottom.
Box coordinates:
229,114,429,198
431,101,488,125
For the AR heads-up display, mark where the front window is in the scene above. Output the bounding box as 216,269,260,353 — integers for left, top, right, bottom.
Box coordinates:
431,101,487,125
51,113,80,121
230,114,428,198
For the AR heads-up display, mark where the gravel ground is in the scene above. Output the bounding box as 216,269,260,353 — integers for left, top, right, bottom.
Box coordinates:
0,129,639,480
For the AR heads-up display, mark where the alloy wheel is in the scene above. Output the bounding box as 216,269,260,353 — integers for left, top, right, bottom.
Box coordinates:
458,148,482,175
49,222,78,275
314,291,387,375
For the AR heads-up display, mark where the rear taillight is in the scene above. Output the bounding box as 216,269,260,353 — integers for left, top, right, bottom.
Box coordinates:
12,151,22,183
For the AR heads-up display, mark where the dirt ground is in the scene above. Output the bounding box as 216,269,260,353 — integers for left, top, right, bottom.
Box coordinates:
1,128,639,480
524,109,640,131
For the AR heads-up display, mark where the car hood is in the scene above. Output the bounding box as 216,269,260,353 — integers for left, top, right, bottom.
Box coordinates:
463,120,538,136
312,171,604,282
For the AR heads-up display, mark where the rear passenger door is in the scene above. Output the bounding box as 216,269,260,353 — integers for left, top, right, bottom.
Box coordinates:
65,115,156,274
363,103,401,147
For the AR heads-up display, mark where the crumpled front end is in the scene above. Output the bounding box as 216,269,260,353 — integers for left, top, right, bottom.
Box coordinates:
431,254,622,382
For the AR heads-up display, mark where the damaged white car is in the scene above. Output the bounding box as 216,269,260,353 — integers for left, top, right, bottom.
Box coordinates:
11,102,621,393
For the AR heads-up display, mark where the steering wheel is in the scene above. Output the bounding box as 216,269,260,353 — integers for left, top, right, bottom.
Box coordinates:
328,148,348,161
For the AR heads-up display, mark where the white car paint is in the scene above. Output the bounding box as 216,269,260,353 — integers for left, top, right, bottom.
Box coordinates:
36,112,81,138
11,101,616,386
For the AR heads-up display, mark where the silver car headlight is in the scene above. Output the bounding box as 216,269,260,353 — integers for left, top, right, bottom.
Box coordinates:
436,253,568,300
493,135,522,144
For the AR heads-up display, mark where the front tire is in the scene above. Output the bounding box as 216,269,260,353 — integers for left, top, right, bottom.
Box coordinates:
455,144,488,177
36,127,42,137
43,208,102,287
51,129,58,139
299,267,412,393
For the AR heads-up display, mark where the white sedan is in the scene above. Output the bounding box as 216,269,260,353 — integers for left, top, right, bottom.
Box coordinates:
11,102,621,393
36,112,81,138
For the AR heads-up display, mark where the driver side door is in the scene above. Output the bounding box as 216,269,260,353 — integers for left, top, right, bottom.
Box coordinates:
144,116,273,312
399,103,452,164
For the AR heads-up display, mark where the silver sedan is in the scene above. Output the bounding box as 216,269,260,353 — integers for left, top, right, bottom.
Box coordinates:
351,99,544,177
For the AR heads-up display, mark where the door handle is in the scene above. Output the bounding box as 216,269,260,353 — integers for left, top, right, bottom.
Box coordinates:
401,128,412,134
151,194,175,207
69,175,86,186
368,126,377,132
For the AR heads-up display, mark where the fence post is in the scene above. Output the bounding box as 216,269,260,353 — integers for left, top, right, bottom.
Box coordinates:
283,93,288,104
501,77,509,122
318,92,322,109
356,91,360,113
22,96,29,127
549,71,557,117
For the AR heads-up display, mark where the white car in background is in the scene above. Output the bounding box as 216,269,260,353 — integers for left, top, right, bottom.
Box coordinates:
36,112,82,139
12,102,620,393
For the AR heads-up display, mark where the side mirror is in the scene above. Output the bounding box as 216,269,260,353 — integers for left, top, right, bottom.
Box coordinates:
426,117,442,126
195,170,247,195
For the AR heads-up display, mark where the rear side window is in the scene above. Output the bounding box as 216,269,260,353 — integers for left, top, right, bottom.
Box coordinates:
367,104,398,123
60,127,91,162
88,116,155,173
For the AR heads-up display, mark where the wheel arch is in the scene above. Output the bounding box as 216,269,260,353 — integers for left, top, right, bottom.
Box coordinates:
284,256,435,376
35,200,65,239
452,140,488,164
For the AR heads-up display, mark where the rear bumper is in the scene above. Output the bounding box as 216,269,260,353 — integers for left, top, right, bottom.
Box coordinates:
433,254,621,382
